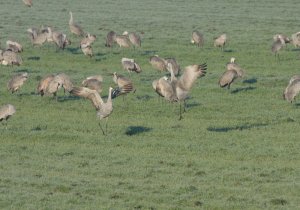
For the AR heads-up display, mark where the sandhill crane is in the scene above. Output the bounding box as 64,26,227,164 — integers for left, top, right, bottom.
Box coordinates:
283,75,300,103
0,104,16,128
271,38,285,59
80,33,96,48
47,28,71,50
115,35,131,48
82,75,103,93
6,40,23,52
214,34,227,51
46,73,73,100
219,57,244,89
191,30,204,47
69,11,85,36
37,74,55,96
273,34,290,44
80,45,93,57
153,63,207,120
165,58,180,76
7,72,28,93
112,72,135,98
27,27,50,46
123,31,141,49
22,0,32,7
121,58,142,74
105,31,116,47
71,86,114,135
291,32,300,48
149,55,167,72
0,49,23,66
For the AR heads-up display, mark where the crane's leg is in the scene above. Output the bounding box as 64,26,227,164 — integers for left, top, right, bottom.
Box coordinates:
98,121,106,135
105,118,109,135
183,100,187,113
179,102,183,120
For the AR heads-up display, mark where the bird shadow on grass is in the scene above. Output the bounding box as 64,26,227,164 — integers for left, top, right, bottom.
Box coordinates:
243,78,257,84
223,49,234,53
290,48,300,52
57,95,81,102
66,47,81,54
125,126,152,136
231,86,256,94
186,102,201,109
27,56,40,61
136,94,154,101
207,123,268,132
141,50,158,56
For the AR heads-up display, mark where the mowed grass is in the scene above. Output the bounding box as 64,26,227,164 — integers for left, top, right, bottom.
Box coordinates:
0,0,300,209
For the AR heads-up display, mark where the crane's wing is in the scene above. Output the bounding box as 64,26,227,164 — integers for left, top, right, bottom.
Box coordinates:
111,83,135,99
284,79,300,102
178,63,207,90
71,87,103,109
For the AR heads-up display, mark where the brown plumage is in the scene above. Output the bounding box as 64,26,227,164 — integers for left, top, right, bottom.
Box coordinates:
71,86,114,135
7,72,28,93
37,74,55,96
115,35,131,48
219,58,244,89
214,34,227,51
22,0,32,7
153,63,207,119
283,75,300,103
82,75,103,93
46,73,73,100
191,30,204,47
48,28,71,50
112,72,135,98
69,11,85,36
105,31,116,47
6,40,23,52
123,31,141,48
0,104,16,128
291,32,300,48
165,58,180,76
121,58,142,73
0,49,23,66
149,55,167,72
80,33,96,48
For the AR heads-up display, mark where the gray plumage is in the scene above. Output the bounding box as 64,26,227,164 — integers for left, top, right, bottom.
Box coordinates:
283,75,300,103
123,31,141,48
46,73,73,99
121,58,142,73
105,31,116,47
71,86,114,135
27,27,50,46
7,72,28,93
80,34,96,48
214,34,227,51
112,72,135,97
82,75,103,94
0,49,23,66
115,35,131,48
0,104,16,125
149,55,167,72
271,38,285,58
273,34,290,44
48,28,71,50
81,45,93,57
191,30,204,47
165,58,180,76
6,40,23,52
219,57,244,89
69,12,85,36
153,63,207,119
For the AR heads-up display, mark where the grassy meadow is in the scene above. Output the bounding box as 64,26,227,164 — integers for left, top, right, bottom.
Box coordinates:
0,0,300,209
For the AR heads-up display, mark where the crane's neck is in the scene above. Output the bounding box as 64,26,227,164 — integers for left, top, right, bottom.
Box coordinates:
69,12,73,25
170,66,176,82
107,87,113,102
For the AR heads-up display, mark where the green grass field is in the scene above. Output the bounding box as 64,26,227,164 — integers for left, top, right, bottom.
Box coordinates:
0,0,299,209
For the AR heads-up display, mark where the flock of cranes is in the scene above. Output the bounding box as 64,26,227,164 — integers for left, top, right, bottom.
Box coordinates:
1,1,300,134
